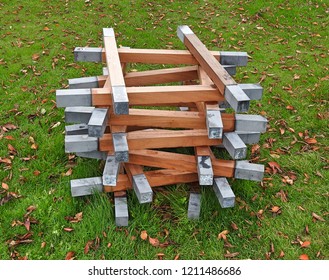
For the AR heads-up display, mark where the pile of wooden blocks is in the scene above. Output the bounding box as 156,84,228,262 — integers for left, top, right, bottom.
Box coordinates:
56,26,267,226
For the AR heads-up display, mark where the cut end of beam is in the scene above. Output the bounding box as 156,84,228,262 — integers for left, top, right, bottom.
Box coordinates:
187,192,201,220
177,25,193,42
70,177,103,197
112,133,129,162
132,174,153,204
103,155,120,186
236,131,261,145
114,196,129,227
74,47,103,62
65,134,98,153
112,86,129,115
68,76,99,89
224,85,250,113
65,106,94,124
76,151,107,160
213,177,235,208
206,108,223,139
103,28,115,37
197,156,214,186
239,83,263,100
219,51,248,67
88,108,108,137
56,88,92,108
235,160,264,182
223,132,247,159
235,114,267,133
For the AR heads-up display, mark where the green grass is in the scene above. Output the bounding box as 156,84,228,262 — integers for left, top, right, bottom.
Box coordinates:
0,0,328,260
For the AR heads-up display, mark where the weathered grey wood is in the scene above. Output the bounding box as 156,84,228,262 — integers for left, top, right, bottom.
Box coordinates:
103,155,120,186
223,132,247,159
65,124,88,135
219,51,248,67
112,133,129,162
197,156,214,185
114,196,129,227
65,135,98,153
239,84,263,100
187,192,201,220
206,108,223,139
224,85,250,113
235,160,264,181
132,174,153,204
223,65,236,76
235,114,267,133
213,177,235,208
56,89,92,108
236,132,261,144
112,85,129,115
70,177,103,197
88,108,108,137
74,47,103,62
76,151,107,160
68,76,99,89
65,106,94,124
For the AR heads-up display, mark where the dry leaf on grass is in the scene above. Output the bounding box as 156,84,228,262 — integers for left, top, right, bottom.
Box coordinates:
149,237,160,247
140,230,148,240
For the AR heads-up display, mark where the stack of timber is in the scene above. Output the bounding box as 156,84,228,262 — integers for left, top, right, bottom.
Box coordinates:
56,26,267,226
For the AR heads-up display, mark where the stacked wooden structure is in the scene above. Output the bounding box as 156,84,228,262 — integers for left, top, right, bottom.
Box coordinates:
56,26,267,226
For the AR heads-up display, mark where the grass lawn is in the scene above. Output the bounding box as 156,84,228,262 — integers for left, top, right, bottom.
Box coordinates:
0,0,328,260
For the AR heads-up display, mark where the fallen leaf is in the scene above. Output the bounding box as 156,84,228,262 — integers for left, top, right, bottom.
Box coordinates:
174,254,180,260
268,161,282,174
65,251,75,260
63,227,74,232
301,241,311,248
286,105,295,110
279,250,285,258
32,53,40,61
43,27,50,31
140,230,148,240
217,230,229,240
41,241,46,248
31,143,38,150
157,253,165,260
63,168,72,176
305,138,317,144
84,241,93,254
149,237,160,247
2,182,9,190
33,170,41,176
224,251,239,258
312,212,325,222
231,222,238,230
271,206,281,213
107,243,112,248
3,123,17,130
299,254,309,260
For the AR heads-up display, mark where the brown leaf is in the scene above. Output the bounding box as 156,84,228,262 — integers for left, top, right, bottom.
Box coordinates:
140,230,148,240
107,243,112,248
279,250,285,258
299,254,309,260
32,53,40,61
31,143,38,150
66,212,83,223
7,144,17,154
286,105,295,110
3,123,17,130
41,241,46,248
271,206,281,213
0,158,12,165
65,251,75,260
301,241,311,248
174,254,180,260
84,241,93,254
217,230,229,240
231,222,239,230
312,212,325,222
63,168,73,176
43,27,50,31
149,237,160,247
224,251,239,258
305,138,317,144
268,161,282,174
33,170,41,176
63,227,74,232
2,182,9,190
24,218,31,231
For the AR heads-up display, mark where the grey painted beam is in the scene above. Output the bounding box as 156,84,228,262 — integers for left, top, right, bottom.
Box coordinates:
56,88,92,108
76,151,107,160
65,124,88,135
88,108,108,137
219,51,248,67
239,83,263,100
103,155,120,186
74,47,103,62
70,177,103,197
236,131,261,144
206,107,223,139
223,65,236,76
213,177,235,208
102,67,109,75
224,85,250,113
65,135,98,153
68,76,99,89
65,106,94,124
112,85,129,115
197,156,214,185
235,114,267,133
223,132,247,159
114,196,129,227
132,174,153,204
187,192,201,220
235,160,264,181
112,133,129,162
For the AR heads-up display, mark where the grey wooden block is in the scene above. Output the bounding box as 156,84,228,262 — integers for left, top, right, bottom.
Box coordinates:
112,133,129,162
213,177,235,208
187,192,201,220
103,155,120,186
235,114,267,133
70,177,103,197
65,134,98,153
239,84,263,100
88,108,108,137
74,47,103,62
76,151,107,160
218,100,231,109
223,132,247,159
236,132,261,144
112,86,129,115
114,196,129,227
206,109,223,139
103,27,115,37
65,124,88,135
219,51,248,67
223,65,237,76
65,106,94,124
224,85,250,113
56,88,92,108
68,76,99,89
197,156,214,186
235,160,264,181
132,174,153,204
102,67,109,75
177,25,193,42
179,107,189,111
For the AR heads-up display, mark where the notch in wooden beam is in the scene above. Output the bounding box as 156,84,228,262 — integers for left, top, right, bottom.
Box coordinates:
206,104,223,139
219,51,248,67
88,108,108,137
239,84,263,100
213,177,235,208
56,89,92,108
65,106,94,124
103,155,120,186
223,132,247,159
234,161,264,182
70,177,103,197
112,133,129,162
65,124,89,135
